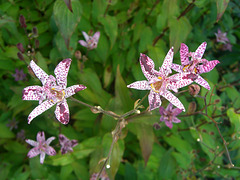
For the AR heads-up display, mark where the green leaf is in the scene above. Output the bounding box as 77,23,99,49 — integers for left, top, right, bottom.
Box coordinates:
0,123,15,138
225,86,240,108
53,0,82,48
169,17,192,52
35,52,49,74
3,141,27,153
60,165,73,180
227,108,240,133
138,26,153,53
99,15,118,49
216,0,229,22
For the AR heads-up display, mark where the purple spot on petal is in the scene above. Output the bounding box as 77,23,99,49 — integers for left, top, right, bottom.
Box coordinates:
140,55,154,75
59,104,66,114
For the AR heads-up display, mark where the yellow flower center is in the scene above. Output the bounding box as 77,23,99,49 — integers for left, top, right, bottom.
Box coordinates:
50,88,65,103
150,77,163,93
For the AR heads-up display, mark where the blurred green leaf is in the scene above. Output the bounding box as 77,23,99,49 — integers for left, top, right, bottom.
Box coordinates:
216,0,229,22
227,108,240,133
3,141,27,153
53,0,82,48
60,165,73,180
0,123,15,138
139,26,153,53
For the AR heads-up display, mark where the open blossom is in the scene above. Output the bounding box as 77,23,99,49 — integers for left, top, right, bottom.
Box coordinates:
79,31,100,50
159,103,182,129
127,48,192,111
12,69,27,81
171,42,220,90
59,134,78,154
22,59,87,124
25,131,56,164
215,29,229,44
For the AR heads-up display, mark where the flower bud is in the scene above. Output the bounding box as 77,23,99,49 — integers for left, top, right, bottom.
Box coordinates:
32,27,38,37
16,43,25,53
75,50,82,60
153,123,161,130
187,101,196,114
188,84,200,96
35,39,39,49
214,99,220,104
19,15,27,28
17,52,24,61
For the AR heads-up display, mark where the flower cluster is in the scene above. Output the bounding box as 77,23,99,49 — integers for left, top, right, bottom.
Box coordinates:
22,59,86,124
215,29,232,51
127,42,219,128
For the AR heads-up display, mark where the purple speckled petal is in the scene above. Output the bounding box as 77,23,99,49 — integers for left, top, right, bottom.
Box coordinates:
172,117,181,123
37,131,45,142
194,42,207,59
28,100,56,124
65,85,87,98
139,54,156,81
25,139,38,147
46,137,55,146
27,147,40,158
161,90,185,111
127,80,151,90
160,47,174,76
45,146,56,156
159,106,165,116
180,43,189,66
168,73,193,89
172,108,182,116
22,86,42,101
30,60,49,85
59,134,68,146
197,60,220,74
93,31,100,42
54,59,72,89
148,91,161,111
165,120,173,129
82,31,89,41
171,63,183,73
55,99,70,124
166,103,173,112
194,76,210,90
79,40,88,47
40,152,46,164
71,139,78,147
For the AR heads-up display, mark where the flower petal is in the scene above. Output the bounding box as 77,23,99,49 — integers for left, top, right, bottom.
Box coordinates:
28,100,55,124
22,86,42,101
197,60,220,74
40,152,46,164
82,31,89,41
71,140,78,147
148,90,161,111
93,31,100,42
78,40,88,47
160,47,174,76
161,90,185,111
139,54,156,81
27,147,40,158
30,60,49,85
180,43,190,65
194,76,210,90
59,134,68,146
55,100,70,124
172,108,182,116
172,117,181,123
168,73,193,90
37,131,45,142
127,80,151,90
159,106,165,116
65,84,87,98
165,120,173,129
166,103,173,112
46,136,55,145
54,59,72,88
194,42,207,59
45,146,56,156
171,63,183,73
25,139,38,147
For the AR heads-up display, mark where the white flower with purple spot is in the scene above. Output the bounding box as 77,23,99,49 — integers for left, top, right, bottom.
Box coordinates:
22,59,87,124
159,103,182,129
79,31,100,50
127,48,192,111
171,42,220,90
25,131,56,164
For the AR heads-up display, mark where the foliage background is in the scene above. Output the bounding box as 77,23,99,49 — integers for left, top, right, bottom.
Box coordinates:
0,0,240,179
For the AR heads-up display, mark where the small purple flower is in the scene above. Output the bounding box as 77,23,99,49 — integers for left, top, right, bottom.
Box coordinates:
22,59,87,124
90,169,110,180
59,134,78,154
6,118,18,130
159,103,182,129
25,131,56,164
222,43,232,52
17,129,25,141
12,69,27,81
215,29,229,44
171,42,220,90
127,48,193,111
79,31,100,50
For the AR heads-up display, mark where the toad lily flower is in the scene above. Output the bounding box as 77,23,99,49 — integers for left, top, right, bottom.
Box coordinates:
22,59,87,124
171,42,220,90
79,31,100,50
159,103,182,129
25,131,56,164
127,48,192,111
59,134,78,154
